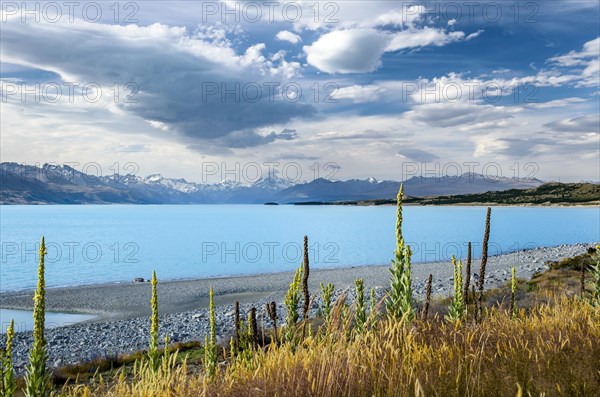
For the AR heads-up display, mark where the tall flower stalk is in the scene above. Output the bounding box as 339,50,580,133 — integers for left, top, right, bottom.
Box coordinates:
302,236,310,320
284,265,303,342
590,245,600,306
24,236,51,397
386,184,414,321
477,207,492,321
509,267,517,317
446,256,465,322
320,282,335,323
354,279,366,333
148,271,160,373
463,242,472,306
2,319,16,397
204,287,218,381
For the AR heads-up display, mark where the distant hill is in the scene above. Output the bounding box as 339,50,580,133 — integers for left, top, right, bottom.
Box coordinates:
274,174,543,203
0,162,551,205
296,183,600,206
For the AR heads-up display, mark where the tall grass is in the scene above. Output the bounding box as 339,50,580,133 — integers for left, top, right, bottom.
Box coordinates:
63,296,600,397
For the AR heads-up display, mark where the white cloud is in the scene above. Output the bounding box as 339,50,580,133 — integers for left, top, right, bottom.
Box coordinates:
0,17,314,149
303,3,483,74
549,37,600,66
332,84,385,103
465,30,484,41
303,29,389,73
276,30,302,44
385,28,466,52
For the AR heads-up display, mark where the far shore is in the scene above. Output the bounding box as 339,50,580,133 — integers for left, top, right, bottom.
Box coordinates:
1,242,596,321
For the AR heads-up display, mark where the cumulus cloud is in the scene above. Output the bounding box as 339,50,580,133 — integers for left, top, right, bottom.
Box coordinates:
276,30,302,44
0,17,314,149
303,29,389,74
303,4,482,74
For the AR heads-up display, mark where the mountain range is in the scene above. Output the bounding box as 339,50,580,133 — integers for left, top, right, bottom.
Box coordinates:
0,162,545,204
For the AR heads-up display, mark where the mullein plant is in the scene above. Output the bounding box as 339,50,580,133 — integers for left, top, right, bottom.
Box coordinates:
422,274,433,321
354,279,366,333
24,237,51,397
320,282,335,323
204,287,218,381
148,271,160,373
590,245,600,306
477,207,492,322
446,256,466,322
302,236,310,320
2,319,16,397
509,267,517,318
386,184,415,321
266,302,279,344
463,242,472,306
284,265,302,342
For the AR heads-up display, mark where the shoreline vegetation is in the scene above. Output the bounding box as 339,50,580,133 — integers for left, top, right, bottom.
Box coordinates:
0,243,593,318
292,182,600,206
1,185,599,396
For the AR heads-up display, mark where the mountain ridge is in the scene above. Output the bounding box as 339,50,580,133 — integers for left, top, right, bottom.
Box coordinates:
0,162,549,205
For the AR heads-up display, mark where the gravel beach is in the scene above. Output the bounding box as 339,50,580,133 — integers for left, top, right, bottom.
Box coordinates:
0,242,596,375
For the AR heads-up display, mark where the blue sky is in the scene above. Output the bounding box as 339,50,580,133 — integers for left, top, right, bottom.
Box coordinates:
1,1,598,183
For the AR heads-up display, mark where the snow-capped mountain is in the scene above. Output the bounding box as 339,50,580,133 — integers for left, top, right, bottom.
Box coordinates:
0,163,547,204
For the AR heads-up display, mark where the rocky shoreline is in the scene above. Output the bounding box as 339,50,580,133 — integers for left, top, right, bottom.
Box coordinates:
0,242,596,376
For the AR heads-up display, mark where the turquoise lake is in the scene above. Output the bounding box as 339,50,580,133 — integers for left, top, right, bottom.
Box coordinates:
0,205,598,293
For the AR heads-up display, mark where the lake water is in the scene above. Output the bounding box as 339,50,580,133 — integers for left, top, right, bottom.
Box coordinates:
0,308,96,333
0,205,598,293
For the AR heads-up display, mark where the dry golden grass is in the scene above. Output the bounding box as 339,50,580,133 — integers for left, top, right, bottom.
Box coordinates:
58,295,600,397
